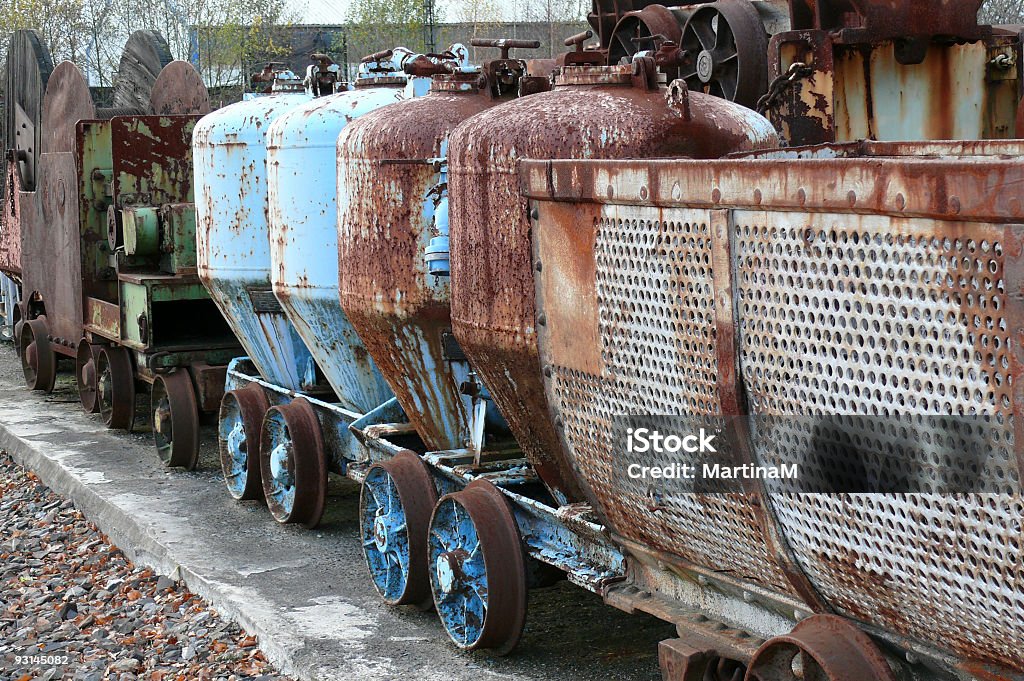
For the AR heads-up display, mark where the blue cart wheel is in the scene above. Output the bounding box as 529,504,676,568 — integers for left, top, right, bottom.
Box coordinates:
427,479,526,655
259,397,327,528
360,451,438,610
218,383,269,501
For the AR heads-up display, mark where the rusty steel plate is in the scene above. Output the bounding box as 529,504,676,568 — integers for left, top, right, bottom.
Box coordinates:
40,61,97,154
150,61,211,116
112,30,173,113
522,148,1024,673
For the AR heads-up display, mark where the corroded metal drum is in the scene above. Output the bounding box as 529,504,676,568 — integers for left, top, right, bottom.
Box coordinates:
447,61,779,507
337,71,515,454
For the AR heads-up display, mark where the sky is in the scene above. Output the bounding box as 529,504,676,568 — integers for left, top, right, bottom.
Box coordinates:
292,0,532,25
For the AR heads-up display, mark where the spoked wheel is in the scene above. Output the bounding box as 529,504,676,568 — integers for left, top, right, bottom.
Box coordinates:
679,0,768,108
151,370,200,470
427,479,527,655
219,383,270,500
360,451,439,609
745,615,896,681
19,318,55,392
260,397,327,528
76,339,101,413
96,345,135,430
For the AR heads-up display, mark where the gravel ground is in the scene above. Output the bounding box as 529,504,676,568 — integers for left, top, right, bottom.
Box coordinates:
0,451,293,681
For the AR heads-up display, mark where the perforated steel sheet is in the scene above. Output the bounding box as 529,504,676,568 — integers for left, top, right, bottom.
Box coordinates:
523,148,1024,672
539,205,798,597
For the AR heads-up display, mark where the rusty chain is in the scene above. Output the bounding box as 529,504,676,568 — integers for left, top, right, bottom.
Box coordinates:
756,61,813,115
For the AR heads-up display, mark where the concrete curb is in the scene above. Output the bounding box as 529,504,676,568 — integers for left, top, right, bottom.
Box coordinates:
0,355,668,681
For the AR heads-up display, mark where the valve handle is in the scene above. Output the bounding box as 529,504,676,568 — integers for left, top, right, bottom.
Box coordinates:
564,29,594,50
361,48,394,64
470,38,541,60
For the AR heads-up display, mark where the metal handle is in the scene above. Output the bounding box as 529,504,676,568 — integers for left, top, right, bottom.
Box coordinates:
563,30,593,48
470,38,541,59
361,48,393,64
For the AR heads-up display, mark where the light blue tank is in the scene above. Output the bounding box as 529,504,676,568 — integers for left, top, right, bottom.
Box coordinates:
266,48,468,411
195,90,315,390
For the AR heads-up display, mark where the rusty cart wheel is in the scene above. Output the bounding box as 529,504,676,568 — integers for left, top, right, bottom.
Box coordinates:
19,318,56,392
219,383,270,501
745,615,896,681
360,451,439,610
427,479,527,655
680,0,769,109
96,345,135,430
152,370,200,470
259,397,327,528
75,339,101,413
13,304,25,360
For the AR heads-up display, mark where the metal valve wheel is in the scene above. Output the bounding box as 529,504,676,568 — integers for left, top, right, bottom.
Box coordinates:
96,345,135,430
19,318,56,392
360,451,438,610
745,615,896,681
75,339,100,413
259,397,327,528
151,370,200,470
427,479,527,655
680,0,768,108
219,384,270,501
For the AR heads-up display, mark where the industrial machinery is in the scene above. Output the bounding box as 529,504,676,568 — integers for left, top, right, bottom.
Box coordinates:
1,30,54,342
445,49,779,528
4,1,1024,678
15,31,237,470
204,47,466,526
508,1,1024,680
337,36,565,618
522,139,1024,681
339,44,776,652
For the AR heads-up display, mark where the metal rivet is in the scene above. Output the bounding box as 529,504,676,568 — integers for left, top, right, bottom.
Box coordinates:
950,196,962,214
535,261,542,272
797,188,807,205
639,186,649,201
895,193,906,211
847,190,857,206
711,187,722,204
530,208,539,220
753,188,762,205
543,365,552,378
537,313,546,326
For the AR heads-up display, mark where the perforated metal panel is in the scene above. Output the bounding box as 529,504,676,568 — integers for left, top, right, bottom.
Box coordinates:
526,151,1024,671
545,207,798,597
735,211,1024,669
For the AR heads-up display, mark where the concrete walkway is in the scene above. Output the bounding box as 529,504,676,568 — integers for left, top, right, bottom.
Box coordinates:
0,346,672,681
